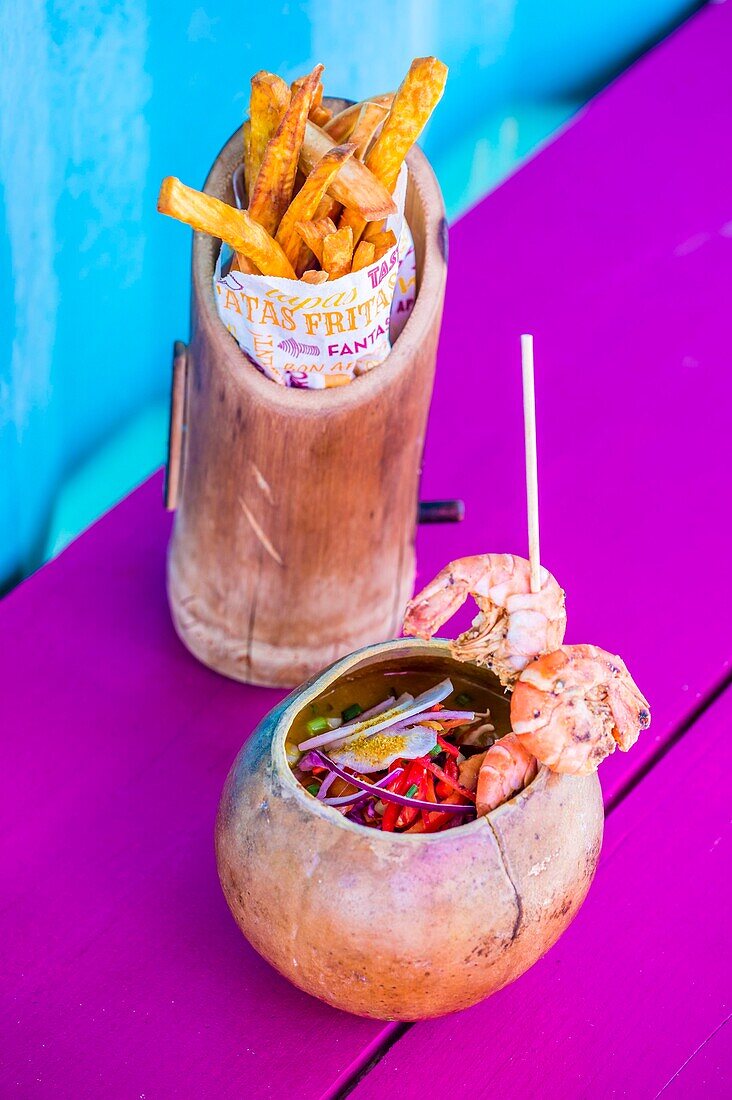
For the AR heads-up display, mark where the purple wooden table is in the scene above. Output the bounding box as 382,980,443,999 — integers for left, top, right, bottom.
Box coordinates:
2,4,730,1096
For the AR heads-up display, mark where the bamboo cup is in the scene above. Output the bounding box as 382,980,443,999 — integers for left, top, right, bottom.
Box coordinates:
166,102,448,687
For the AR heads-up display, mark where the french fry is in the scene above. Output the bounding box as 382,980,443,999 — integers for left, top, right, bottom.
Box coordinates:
348,101,390,159
324,94,394,142
368,228,397,260
322,226,354,279
299,122,396,221
229,253,260,276
366,58,447,193
343,57,447,244
301,269,329,284
292,72,333,126
351,240,375,272
310,104,332,127
248,64,323,235
158,177,295,279
247,72,290,191
275,142,355,265
293,194,339,275
294,216,337,266
242,119,253,198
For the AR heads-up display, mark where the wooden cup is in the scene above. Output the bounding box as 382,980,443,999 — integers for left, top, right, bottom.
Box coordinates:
166,109,448,687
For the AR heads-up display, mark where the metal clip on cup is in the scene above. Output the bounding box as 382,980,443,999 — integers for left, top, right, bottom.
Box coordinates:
418,500,465,523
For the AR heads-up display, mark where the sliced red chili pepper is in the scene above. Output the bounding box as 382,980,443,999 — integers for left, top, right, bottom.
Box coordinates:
425,760,475,802
380,766,413,831
437,734,460,756
421,771,439,828
395,760,429,830
422,791,473,833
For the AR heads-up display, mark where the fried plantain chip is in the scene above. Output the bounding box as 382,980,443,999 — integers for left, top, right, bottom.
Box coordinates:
324,94,394,143
351,240,376,272
300,122,396,221
275,143,355,266
248,64,323,235
158,177,295,278
322,226,354,279
247,72,290,193
301,269,329,284
294,216,337,266
342,57,447,244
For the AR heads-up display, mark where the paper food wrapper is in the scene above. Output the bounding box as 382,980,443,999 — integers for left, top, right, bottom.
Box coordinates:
214,166,416,388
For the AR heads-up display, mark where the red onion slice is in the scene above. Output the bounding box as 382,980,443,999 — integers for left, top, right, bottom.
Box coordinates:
322,767,404,806
384,709,476,735
314,751,473,816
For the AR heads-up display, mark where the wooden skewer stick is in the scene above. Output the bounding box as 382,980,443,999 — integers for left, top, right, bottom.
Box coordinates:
521,333,541,593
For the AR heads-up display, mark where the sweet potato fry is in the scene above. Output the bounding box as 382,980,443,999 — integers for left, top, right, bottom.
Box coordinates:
299,122,396,221
248,64,323,235
322,226,354,279
351,240,375,272
348,102,390,159
366,58,447,193
242,119,253,198
310,104,332,127
301,269,329,284
368,229,397,260
294,216,337,266
292,73,332,126
229,252,260,276
158,177,295,279
247,72,290,191
343,57,447,244
275,143,355,265
324,94,394,143
292,194,339,275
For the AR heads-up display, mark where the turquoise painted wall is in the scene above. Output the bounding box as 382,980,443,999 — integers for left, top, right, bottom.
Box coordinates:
0,0,698,586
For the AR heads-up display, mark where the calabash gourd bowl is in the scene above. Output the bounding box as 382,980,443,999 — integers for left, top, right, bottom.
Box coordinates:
215,639,604,1020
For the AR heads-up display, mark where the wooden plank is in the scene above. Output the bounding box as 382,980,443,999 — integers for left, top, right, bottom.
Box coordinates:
413,0,732,804
2,5,730,1096
660,1017,731,1096
350,686,732,1098
0,476,390,1099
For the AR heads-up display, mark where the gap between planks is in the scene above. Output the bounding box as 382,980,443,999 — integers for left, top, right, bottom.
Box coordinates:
325,665,732,1100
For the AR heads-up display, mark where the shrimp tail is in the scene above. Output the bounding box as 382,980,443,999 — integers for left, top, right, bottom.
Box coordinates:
475,733,538,815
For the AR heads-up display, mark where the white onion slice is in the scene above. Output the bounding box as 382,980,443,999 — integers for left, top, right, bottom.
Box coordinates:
298,678,453,753
330,725,438,774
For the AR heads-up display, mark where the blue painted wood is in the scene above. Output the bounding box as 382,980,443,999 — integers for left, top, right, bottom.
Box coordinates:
0,0,698,583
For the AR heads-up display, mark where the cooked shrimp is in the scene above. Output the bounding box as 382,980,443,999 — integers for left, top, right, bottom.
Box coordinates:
511,644,650,776
475,734,538,815
403,554,566,687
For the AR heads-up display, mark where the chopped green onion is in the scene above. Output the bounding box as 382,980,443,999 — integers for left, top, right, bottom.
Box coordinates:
405,783,419,798
306,716,330,734
429,744,442,757
342,703,363,722
455,692,472,707
306,783,319,795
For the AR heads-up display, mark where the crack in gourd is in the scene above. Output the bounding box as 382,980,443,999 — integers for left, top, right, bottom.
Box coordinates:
486,817,523,941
